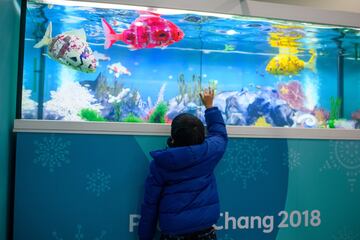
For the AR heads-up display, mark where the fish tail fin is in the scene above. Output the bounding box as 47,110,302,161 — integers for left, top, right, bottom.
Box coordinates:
306,49,317,72
34,22,52,48
102,18,118,49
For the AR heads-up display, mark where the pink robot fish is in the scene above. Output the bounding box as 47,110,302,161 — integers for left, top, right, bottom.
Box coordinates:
101,11,184,50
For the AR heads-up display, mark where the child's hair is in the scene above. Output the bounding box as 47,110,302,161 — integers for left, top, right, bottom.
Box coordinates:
170,113,205,147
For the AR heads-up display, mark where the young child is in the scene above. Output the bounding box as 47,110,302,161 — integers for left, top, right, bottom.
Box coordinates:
139,88,228,240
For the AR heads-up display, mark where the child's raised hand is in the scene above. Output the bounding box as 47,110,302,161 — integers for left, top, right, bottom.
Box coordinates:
199,87,214,109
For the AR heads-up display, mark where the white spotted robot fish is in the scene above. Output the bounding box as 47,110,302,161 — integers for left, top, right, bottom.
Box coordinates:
34,22,97,73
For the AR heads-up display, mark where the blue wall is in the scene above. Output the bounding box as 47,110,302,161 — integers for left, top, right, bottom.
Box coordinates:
0,0,20,238
13,133,360,240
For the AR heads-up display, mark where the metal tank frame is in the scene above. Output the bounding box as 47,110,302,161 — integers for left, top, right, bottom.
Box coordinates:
14,0,360,140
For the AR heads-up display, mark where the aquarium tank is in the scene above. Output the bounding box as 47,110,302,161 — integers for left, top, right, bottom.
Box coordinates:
20,0,360,129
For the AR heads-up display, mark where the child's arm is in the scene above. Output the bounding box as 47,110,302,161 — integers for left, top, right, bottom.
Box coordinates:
200,87,228,139
138,161,163,240
198,88,228,167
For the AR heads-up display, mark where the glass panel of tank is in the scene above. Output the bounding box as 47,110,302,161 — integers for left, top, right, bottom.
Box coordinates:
21,0,360,129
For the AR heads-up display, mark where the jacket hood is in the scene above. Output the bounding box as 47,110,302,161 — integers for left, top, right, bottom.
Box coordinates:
150,144,207,171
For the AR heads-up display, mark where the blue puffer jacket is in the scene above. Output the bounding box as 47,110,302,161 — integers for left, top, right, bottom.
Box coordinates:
138,107,228,240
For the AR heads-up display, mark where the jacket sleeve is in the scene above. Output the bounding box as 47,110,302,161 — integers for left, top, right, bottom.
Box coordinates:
204,107,228,160
138,161,164,240
205,107,228,141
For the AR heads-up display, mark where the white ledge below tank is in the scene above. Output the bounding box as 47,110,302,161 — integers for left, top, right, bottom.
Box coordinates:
13,120,360,140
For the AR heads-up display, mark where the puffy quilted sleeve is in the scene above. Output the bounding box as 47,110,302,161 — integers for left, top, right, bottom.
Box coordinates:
205,107,228,155
138,161,164,240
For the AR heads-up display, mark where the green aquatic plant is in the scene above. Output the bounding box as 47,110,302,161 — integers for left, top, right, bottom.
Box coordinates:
129,90,141,109
108,88,131,121
113,102,122,122
224,44,236,51
79,108,106,122
328,97,342,128
149,102,168,123
330,97,342,119
190,74,202,105
111,80,124,96
176,73,202,105
176,73,187,103
123,113,143,123
209,80,218,94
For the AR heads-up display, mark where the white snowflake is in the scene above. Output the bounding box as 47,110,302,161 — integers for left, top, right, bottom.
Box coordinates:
44,81,102,121
282,147,301,171
321,141,360,192
34,135,71,172
86,169,111,197
221,139,268,188
52,224,107,240
332,227,359,240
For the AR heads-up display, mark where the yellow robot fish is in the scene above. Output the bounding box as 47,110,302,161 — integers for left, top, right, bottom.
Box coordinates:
266,49,316,76
266,25,316,76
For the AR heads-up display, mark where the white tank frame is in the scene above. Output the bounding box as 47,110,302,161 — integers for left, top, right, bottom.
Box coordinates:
15,0,360,139
12,120,360,139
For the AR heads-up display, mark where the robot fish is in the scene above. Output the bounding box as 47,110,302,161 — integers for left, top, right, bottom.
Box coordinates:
102,11,184,50
34,22,97,73
266,49,316,76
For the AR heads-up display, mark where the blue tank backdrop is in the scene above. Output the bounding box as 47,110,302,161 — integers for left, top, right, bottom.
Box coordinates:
20,1,360,129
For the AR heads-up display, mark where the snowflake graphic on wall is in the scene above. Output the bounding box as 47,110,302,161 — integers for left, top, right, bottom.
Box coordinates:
282,147,301,171
332,227,359,240
321,141,360,192
86,169,111,197
52,224,107,240
34,135,71,172
221,139,268,188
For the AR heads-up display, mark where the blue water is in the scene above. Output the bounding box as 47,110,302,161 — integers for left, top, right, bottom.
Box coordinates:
22,1,360,127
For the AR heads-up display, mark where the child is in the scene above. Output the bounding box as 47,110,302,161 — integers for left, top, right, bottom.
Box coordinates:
139,88,228,240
